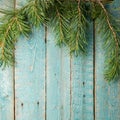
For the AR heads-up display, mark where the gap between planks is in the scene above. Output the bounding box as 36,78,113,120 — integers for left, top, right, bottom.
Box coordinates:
13,0,16,120
93,20,96,120
45,25,47,120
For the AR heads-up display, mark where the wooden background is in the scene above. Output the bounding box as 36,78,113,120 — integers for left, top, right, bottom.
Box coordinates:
0,0,120,120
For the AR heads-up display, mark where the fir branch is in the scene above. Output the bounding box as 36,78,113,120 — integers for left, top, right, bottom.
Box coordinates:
21,0,46,27
0,18,16,67
48,0,69,46
98,1,119,50
68,0,88,56
54,8,69,46
97,1,120,81
0,0,119,82
0,11,31,67
55,8,67,45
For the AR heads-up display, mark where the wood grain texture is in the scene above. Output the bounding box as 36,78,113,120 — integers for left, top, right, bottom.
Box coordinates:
0,0,14,120
15,0,46,117
95,0,120,119
0,68,13,120
1,0,120,120
15,27,46,120
61,47,71,120
46,28,70,120
71,22,94,120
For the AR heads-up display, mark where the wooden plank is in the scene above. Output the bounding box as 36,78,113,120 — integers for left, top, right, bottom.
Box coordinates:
0,68,14,120
71,24,93,120
61,47,70,120
71,22,94,120
46,28,70,120
0,0,14,120
15,27,46,120
95,0,120,119
15,0,46,117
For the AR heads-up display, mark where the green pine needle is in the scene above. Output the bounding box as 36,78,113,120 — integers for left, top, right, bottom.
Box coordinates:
68,1,88,56
0,10,31,67
21,0,46,27
0,0,119,81
97,1,120,81
47,0,69,46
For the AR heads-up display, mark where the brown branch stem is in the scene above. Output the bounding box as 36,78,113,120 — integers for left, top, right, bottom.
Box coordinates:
98,1,119,58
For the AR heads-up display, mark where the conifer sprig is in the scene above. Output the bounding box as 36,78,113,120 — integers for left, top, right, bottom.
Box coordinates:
0,0,119,81
47,0,69,46
54,7,68,46
21,0,46,27
0,10,31,67
68,0,88,56
97,1,120,81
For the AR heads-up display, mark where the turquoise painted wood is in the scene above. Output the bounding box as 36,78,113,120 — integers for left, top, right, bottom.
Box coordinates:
0,68,13,120
0,0,120,120
95,0,120,120
0,0,14,120
15,28,46,120
47,28,70,120
71,22,93,120
15,1,45,120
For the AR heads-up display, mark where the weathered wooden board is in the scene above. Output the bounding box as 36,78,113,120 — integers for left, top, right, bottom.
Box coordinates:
71,22,94,120
95,0,120,120
46,28,70,120
0,0,120,120
15,26,46,120
0,68,14,120
15,1,46,119
0,0,14,120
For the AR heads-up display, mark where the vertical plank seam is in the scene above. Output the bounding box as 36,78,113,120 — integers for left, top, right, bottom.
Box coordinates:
93,20,96,120
60,47,63,120
13,0,16,120
70,56,72,120
45,25,47,120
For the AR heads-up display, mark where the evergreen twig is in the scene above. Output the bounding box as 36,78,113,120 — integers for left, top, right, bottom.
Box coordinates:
0,0,119,81
68,0,88,55
97,1,120,81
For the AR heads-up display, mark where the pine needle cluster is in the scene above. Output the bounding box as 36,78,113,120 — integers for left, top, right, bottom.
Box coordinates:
0,0,119,81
